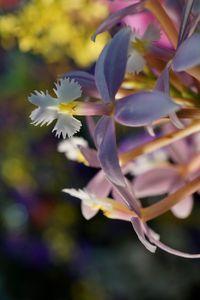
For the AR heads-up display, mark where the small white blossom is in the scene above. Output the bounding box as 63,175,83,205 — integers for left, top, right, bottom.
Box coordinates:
127,149,168,176
58,137,88,161
127,24,160,74
28,78,82,139
63,188,112,219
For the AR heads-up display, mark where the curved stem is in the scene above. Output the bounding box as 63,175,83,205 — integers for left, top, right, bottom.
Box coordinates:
120,121,200,165
142,176,200,221
144,0,178,48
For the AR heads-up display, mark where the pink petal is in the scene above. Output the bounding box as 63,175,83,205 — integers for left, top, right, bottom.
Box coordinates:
81,202,98,220
170,179,194,219
86,170,112,198
133,167,177,198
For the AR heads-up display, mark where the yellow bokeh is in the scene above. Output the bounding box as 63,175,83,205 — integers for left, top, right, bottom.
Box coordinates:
0,0,108,66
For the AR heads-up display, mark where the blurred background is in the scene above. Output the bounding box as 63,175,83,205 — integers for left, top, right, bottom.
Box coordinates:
0,0,200,299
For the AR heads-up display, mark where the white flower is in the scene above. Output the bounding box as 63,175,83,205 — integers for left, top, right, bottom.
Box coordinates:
127,149,168,176
127,24,160,74
57,137,88,161
63,188,112,220
28,78,82,138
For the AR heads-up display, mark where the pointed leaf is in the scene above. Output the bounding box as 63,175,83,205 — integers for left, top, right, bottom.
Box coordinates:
95,116,125,186
115,91,180,127
92,2,144,41
172,33,200,71
95,27,131,103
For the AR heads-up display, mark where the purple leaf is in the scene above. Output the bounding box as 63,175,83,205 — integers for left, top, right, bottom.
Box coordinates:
115,91,180,127
92,2,144,42
95,116,125,187
95,27,131,103
95,116,141,215
172,33,200,71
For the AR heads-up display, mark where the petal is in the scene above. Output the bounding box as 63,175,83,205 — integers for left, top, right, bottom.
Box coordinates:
131,217,157,253
81,202,98,220
58,137,88,152
171,196,193,219
162,123,192,163
30,107,57,126
79,147,100,168
95,27,131,103
54,78,82,103
170,179,194,219
63,71,98,97
133,167,178,198
126,50,146,74
86,170,112,198
115,91,180,127
95,116,125,187
95,116,141,215
53,113,81,139
57,137,88,161
172,33,200,71
63,188,99,220
92,2,143,42
147,228,200,258
28,91,58,107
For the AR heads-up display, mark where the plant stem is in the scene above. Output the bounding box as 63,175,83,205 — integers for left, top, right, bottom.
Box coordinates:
142,176,200,221
120,121,200,164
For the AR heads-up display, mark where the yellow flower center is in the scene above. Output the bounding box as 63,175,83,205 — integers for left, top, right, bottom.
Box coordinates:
59,102,78,115
132,38,148,54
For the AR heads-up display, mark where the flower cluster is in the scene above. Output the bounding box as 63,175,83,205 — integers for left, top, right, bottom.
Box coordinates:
28,0,200,258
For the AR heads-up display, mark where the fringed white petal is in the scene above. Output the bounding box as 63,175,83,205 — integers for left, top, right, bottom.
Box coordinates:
57,137,88,160
126,50,145,74
53,78,82,103
30,107,58,126
52,113,82,139
28,91,58,107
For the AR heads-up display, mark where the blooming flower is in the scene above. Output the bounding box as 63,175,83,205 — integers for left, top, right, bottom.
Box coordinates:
63,188,135,221
133,126,200,219
127,24,160,74
28,78,82,139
